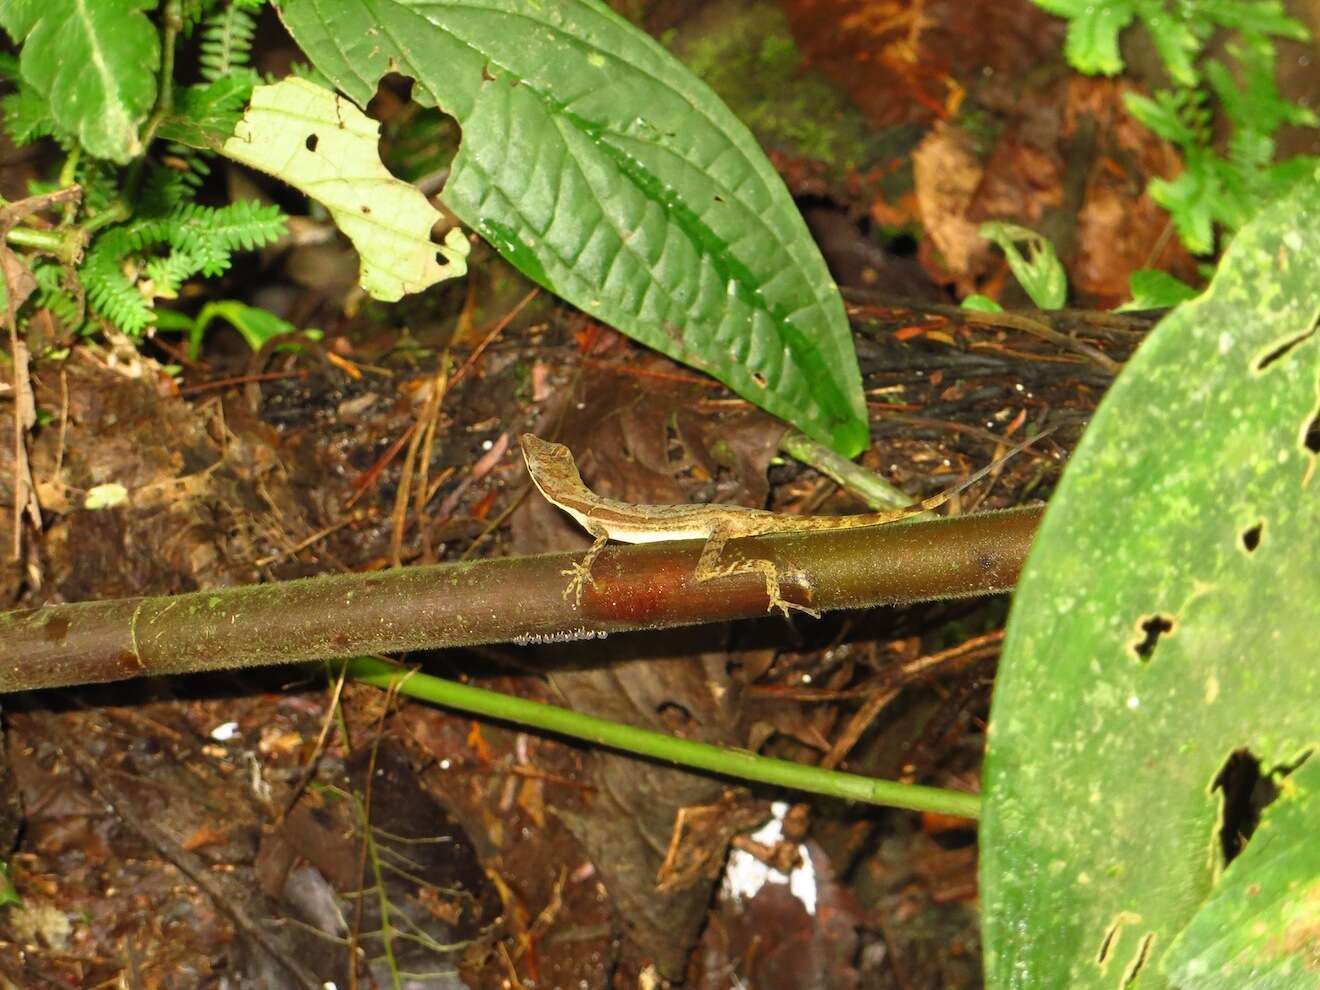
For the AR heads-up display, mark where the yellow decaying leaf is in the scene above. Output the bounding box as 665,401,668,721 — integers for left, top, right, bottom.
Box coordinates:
222,77,469,301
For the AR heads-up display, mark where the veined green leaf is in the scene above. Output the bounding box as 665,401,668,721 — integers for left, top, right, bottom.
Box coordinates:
276,0,869,455
0,0,159,163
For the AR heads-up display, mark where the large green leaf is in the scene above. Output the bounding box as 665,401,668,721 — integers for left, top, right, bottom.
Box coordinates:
980,171,1320,987
275,0,869,455
0,0,159,163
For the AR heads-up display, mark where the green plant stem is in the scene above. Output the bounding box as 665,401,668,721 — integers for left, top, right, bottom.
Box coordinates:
80,202,131,236
6,226,67,257
354,765,402,982
346,656,982,819
126,0,182,199
57,151,81,223
779,428,912,510
144,0,181,145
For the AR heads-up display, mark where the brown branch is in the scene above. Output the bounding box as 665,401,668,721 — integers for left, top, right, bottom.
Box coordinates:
0,506,1042,693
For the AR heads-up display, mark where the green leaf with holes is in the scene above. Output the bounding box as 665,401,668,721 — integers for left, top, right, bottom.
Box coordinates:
979,171,1320,987
275,0,869,455
1163,755,1320,989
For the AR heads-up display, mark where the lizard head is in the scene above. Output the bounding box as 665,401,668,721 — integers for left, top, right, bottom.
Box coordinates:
520,434,593,504
520,433,579,477
520,432,571,462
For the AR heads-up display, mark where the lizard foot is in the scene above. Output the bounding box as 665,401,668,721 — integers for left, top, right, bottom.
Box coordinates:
766,588,821,621
702,558,819,619
560,560,599,605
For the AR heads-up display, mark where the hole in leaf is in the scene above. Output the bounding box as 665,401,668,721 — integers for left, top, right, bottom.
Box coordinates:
1131,614,1174,661
1097,923,1119,965
1256,314,1319,372
887,232,919,259
305,133,318,152
481,64,496,82
1241,522,1262,552
713,194,725,203
1305,413,1320,454
750,371,768,388
1211,750,1311,867
1120,933,1154,988
1254,329,1313,371
434,252,448,267
1212,749,1276,865
656,700,694,734
1092,913,1145,971
1095,912,1142,970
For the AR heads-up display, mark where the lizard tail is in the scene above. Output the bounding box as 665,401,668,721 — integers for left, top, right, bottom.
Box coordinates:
790,427,1056,530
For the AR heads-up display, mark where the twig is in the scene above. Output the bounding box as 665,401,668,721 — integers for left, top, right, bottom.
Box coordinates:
450,288,539,389
178,369,306,395
1,188,82,562
254,515,358,567
962,308,1121,374
392,358,449,567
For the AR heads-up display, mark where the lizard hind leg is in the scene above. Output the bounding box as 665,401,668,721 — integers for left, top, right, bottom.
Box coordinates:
694,530,820,620
562,527,610,605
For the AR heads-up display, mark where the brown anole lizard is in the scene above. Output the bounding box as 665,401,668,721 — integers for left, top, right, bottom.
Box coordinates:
521,430,1052,618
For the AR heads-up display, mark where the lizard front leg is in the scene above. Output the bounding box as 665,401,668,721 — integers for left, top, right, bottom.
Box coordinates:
562,523,610,605
694,527,820,619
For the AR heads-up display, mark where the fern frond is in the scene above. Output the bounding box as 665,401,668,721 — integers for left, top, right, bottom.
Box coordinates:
77,199,285,335
180,0,227,32
134,200,286,277
138,145,215,217
139,166,193,217
2,84,61,146
83,231,155,335
143,251,203,299
172,144,214,190
199,3,259,82
1125,86,1220,165
1210,36,1318,136
32,261,87,333
196,199,287,253
73,160,122,216
1226,128,1274,174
